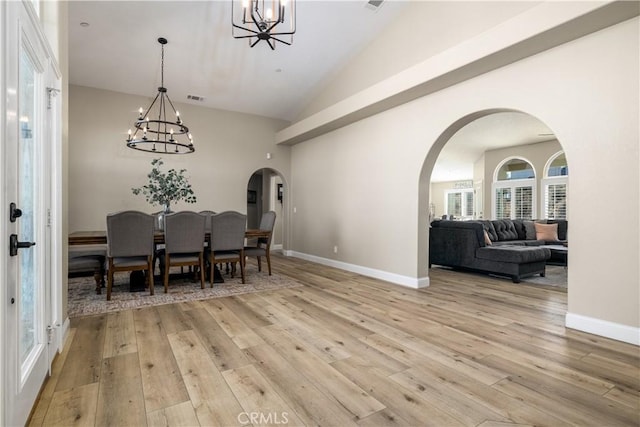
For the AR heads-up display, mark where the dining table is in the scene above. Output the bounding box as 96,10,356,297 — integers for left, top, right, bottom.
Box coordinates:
68,229,270,246
68,229,271,285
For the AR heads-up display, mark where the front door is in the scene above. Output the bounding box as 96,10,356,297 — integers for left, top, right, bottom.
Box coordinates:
2,2,57,425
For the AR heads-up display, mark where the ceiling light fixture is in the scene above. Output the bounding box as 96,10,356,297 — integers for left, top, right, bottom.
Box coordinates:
231,0,296,50
126,37,194,154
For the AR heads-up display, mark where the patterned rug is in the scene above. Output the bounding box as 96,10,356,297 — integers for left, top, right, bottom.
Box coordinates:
68,262,301,318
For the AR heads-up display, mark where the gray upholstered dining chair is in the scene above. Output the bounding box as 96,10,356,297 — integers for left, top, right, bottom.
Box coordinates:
106,210,155,300
198,210,216,234
244,211,276,275
161,211,206,292
209,211,247,285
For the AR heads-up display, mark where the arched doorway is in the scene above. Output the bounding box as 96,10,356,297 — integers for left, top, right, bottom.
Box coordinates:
420,109,569,287
246,168,286,252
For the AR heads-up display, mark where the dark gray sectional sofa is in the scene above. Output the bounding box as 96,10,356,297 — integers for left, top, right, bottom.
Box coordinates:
429,219,568,283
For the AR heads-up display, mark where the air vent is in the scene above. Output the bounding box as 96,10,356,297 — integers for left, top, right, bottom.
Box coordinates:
187,94,205,102
365,0,384,10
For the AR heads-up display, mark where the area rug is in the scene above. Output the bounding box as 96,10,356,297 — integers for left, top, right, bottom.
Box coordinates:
68,263,301,318
521,265,567,288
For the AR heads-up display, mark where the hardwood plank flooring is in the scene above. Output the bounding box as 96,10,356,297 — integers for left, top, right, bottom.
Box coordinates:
30,255,640,426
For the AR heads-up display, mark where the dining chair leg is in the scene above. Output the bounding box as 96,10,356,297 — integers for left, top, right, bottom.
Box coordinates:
256,256,262,272
107,258,114,301
163,254,170,293
209,255,215,287
266,251,272,275
148,256,155,296
240,252,246,284
199,254,205,289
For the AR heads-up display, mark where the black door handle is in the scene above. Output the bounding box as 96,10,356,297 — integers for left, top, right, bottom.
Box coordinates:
9,202,22,223
9,234,36,257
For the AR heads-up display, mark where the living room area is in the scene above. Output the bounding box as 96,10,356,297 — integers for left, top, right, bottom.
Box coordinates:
428,111,569,287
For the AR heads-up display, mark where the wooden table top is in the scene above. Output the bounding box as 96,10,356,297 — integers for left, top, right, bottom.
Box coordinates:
69,229,270,245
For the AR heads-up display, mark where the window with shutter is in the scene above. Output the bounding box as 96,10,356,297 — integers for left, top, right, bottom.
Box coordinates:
493,158,536,219
495,187,511,219
543,151,568,219
445,189,474,219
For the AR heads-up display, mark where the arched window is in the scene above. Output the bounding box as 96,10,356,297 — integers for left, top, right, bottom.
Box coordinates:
493,158,536,219
542,152,568,219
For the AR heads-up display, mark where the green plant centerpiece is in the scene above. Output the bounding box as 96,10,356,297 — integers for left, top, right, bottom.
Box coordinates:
132,159,196,227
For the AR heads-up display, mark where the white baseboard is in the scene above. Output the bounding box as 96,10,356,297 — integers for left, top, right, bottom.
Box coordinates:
59,316,70,352
287,251,429,289
566,312,639,345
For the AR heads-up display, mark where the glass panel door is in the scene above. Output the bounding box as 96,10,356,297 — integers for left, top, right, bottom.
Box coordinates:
19,46,40,368
2,2,51,425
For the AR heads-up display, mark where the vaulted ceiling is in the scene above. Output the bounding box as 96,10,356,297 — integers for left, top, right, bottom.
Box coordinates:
68,1,407,122
68,1,558,182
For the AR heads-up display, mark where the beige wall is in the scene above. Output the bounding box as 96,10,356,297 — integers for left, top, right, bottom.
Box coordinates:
484,139,562,219
289,18,639,335
68,85,290,232
297,1,540,120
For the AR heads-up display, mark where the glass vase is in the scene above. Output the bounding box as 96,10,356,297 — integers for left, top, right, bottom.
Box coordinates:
157,202,172,231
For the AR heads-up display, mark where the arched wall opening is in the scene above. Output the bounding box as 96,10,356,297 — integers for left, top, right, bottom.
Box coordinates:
246,168,288,252
419,108,569,285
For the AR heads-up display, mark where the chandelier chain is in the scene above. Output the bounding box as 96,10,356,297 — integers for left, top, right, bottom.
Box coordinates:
160,42,164,88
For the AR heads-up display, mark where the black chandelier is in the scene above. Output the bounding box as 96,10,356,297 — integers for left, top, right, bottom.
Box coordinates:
126,37,194,154
231,0,296,50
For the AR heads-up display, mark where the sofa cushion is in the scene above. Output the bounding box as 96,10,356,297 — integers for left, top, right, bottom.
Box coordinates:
523,221,537,239
535,223,559,241
491,219,519,241
476,246,550,264
547,219,568,241
492,240,526,246
478,220,498,242
512,219,527,240
483,230,492,246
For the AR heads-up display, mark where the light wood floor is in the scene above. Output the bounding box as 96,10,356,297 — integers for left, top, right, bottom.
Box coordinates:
29,255,639,426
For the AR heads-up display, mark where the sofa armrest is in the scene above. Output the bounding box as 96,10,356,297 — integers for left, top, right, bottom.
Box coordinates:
430,221,485,267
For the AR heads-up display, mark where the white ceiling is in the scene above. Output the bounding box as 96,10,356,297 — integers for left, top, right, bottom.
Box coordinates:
432,112,555,183
68,1,556,182
69,0,408,122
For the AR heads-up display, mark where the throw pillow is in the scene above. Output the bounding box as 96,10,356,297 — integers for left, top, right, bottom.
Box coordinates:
483,230,492,246
535,222,559,241
523,220,536,240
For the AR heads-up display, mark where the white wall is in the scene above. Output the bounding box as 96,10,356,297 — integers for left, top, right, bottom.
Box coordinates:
68,85,290,232
289,18,639,339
